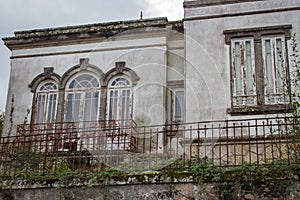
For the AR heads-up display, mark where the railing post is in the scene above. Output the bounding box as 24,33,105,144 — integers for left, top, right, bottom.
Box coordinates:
248,122,251,165
226,120,229,165
255,119,259,165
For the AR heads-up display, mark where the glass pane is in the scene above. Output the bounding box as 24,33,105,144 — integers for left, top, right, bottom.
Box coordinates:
69,80,76,89
109,90,118,120
66,93,80,122
39,82,57,91
234,42,242,96
174,91,184,120
126,90,130,121
83,92,99,122
121,90,126,122
84,93,92,122
47,94,57,123
35,82,58,124
36,95,46,123
113,91,118,120
66,74,100,124
245,41,254,95
121,89,130,123
265,39,274,94
109,77,131,88
91,92,99,120
108,77,132,125
69,74,99,89
276,38,284,93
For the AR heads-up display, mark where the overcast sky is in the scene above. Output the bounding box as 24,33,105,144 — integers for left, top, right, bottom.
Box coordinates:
0,0,184,112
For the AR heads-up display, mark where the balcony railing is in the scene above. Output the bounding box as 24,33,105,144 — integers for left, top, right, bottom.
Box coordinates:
0,117,299,180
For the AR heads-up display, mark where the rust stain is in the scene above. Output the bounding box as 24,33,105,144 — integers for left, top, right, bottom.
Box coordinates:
240,43,245,66
272,41,278,93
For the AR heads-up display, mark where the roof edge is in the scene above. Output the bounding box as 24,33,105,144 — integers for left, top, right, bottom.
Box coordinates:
2,17,183,50
183,0,266,8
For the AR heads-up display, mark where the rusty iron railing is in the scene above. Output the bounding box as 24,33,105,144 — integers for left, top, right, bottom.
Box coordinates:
0,117,299,180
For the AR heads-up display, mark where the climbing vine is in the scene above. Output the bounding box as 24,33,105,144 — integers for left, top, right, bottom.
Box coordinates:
0,111,4,137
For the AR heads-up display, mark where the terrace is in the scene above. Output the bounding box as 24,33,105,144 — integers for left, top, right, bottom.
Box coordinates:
0,116,299,180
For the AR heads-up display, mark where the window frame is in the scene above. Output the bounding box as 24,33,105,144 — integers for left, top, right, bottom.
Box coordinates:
107,76,132,126
167,80,185,122
262,36,289,105
231,38,256,107
224,25,293,115
64,73,101,123
173,89,185,122
34,81,58,124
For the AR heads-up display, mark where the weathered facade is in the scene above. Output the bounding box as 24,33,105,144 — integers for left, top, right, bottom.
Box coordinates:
184,0,300,122
1,2,300,198
2,18,184,134
2,0,300,138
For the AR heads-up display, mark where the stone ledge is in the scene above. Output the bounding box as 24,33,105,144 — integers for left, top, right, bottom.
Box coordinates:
183,0,266,8
1,171,194,190
2,18,183,50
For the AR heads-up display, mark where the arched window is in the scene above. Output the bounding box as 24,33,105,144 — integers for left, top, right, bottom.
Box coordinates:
65,73,100,123
107,77,132,125
35,81,58,124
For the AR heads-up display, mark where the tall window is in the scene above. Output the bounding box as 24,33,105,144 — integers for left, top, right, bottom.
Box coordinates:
107,77,132,126
224,25,291,114
35,81,58,123
231,39,256,106
173,90,184,122
65,74,100,123
262,36,288,104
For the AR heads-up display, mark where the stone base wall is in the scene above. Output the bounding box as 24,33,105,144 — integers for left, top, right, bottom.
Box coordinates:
191,137,292,165
1,178,300,200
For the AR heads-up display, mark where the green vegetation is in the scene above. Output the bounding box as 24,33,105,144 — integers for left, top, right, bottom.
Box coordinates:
289,33,300,161
191,160,300,199
0,111,4,136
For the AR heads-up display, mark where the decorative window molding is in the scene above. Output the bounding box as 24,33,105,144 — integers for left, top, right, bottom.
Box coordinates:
29,67,61,124
29,59,140,125
224,25,292,45
103,61,140,87
167,80,184,89
224,25,293,115
61,58,104,90
29,67,61,92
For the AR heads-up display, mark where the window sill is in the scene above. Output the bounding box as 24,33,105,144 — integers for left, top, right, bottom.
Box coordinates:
228,104,294,115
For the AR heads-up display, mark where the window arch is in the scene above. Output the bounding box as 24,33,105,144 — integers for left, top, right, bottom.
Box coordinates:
65,73,101,123
107,76,132,125
35,81,58,124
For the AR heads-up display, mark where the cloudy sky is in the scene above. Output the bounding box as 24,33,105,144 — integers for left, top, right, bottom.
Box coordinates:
0,0,184,112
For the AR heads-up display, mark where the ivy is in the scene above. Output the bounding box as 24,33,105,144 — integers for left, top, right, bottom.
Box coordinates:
0,111,4,137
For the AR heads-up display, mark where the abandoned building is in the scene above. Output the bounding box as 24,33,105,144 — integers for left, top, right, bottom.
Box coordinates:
1,0,300,173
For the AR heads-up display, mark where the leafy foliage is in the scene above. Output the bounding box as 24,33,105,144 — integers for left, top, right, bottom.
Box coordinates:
290,33,300,116
0,111,4,136
191,161,300,199
287,33,300,161
192,158,221,185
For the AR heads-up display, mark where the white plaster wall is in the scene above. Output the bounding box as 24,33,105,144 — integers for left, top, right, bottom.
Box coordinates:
167,48,184,81
184,0,300,122
3,34,170,135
